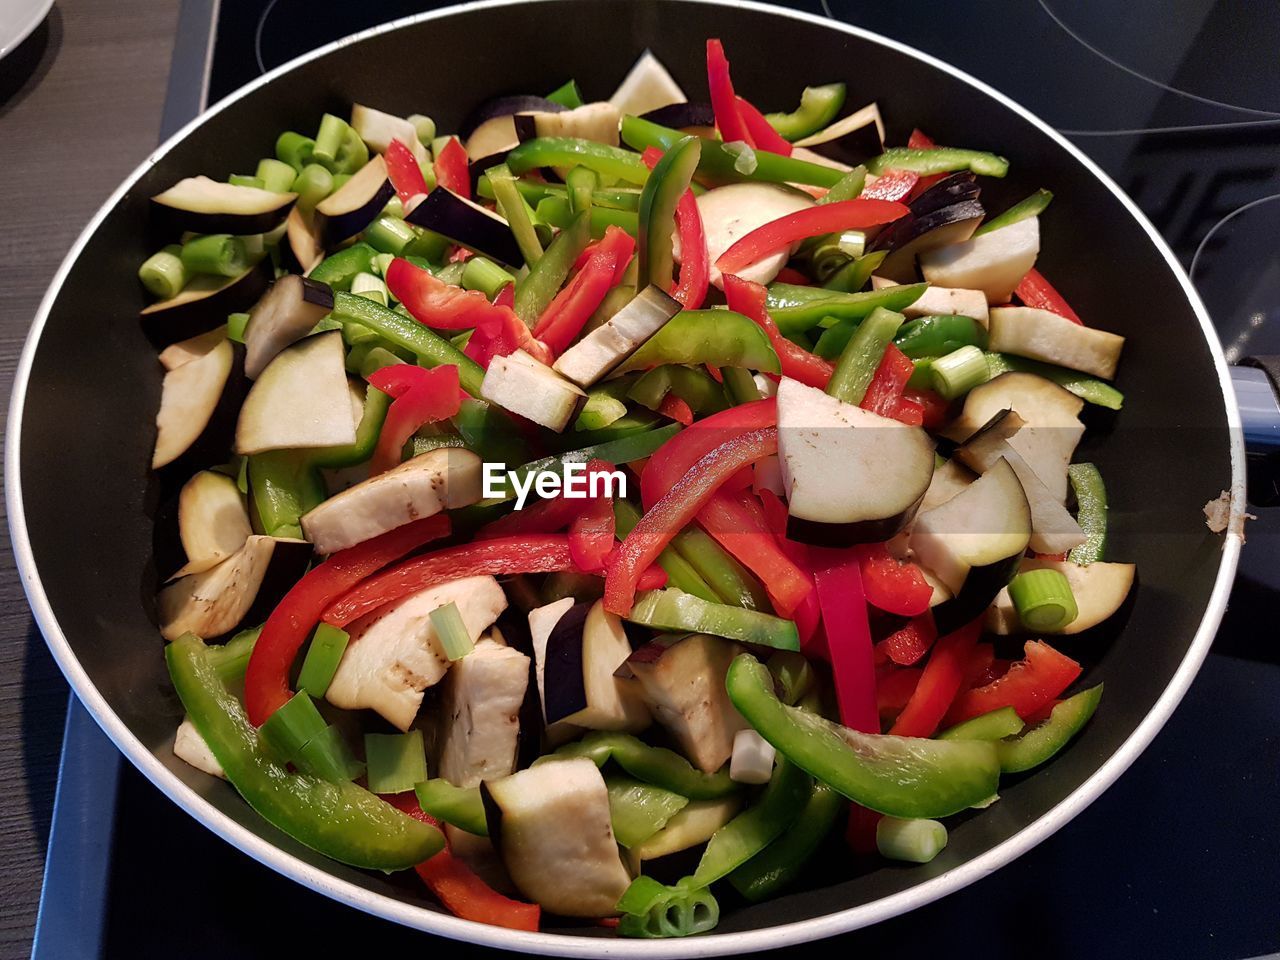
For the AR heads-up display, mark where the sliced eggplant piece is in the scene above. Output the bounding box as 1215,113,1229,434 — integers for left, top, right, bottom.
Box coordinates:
988,306,1125,380
542,600,651,732
285,207,325,274
692,183,814,288
930,548,1023,637
151,176,296,235
158,327,228,372
527,598,583,742
788,146,855,173
437,638,531,788
942,372,1085,503
910,457,1031,596
140,258,272,348
871,276,990,327
406,187,522,267
171,470,252,579
906,172,981,216
301,447,482,555
243,275,336,379
793,102,885,165
627,633,747,774
953,411,1086,555
326,575,508,730
158,534,286,641
513,101,621,146
610,50,687,116
988,558,1135,635
173,717,225,778
921,457,976,513
314,154,394,246
874,199,986,283
920,215,1040,304
443,824,518,895
153,336,234,469
460,95,565,158
639,102,715,130
481,757,632,917
777,376,935,545
481,349,587,433
350,103,429,160
235,331,356,455
552,284,681,387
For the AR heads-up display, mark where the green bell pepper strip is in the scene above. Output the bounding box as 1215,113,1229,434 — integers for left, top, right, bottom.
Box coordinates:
983,352,1124,409
722,366,761,405
576,377,636,431
308,243,378,291
815,165,867,205
505,137,651,185
414,779,488,836
329,292,486,396
727,779,843,901
896,314,989,359
766,283,927,335
937,706,1025,742
544,731,739,800
997,685,1103,773
726,654,1002,818
621,115,845,188
766,83,847,141
165,632,444,870
638,135,701,295
826,307,906,404
1067,463,1108,564
614,499,720,603
670,526,770,611
607,775,691,848
566,165,598,215
546,78,584,109
248,452,326,539
613,309,781,375
823,249,886,293
866,146,1009,178
615,876,720,939
452,397,533,469
974,188,1053,237
766,650,816,706
306,385,391,469
813,319,855,360
513,209,591,325
629,365,728,415
685,757,809,889
628,588,799,651
487,163,543,265
535,195,638,238
207,626,262,684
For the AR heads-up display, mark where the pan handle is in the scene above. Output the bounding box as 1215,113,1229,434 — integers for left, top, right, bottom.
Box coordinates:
1233,359,1280,452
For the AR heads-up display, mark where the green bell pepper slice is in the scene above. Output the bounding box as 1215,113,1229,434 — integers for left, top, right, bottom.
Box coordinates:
766,650,816,706
766,282,928,335
307,384,391,469
629,364,728,415
823,249,886,293
506,137,651,185
669,527,770,611
614,499,720,603
628,588,799,650
765,83,847,141
896,313,989,359
728,779,844,901
613,309,780,375
974,188,1053,237
726,654,1002,818
866,146,1009,178
207,625,262,684
514,209,591,324
937,706,1025,742
576,376,636,431
983,352,1124,409
997,685,1103,773
535,195,638,238
544,731,739,800
452,397,533,469
607,775,690,848
414,779,488,836
166,632,443,870
638,135,701,294
545,78,584,109
309,243,378,292
248,451,326,539
827,307,905,405
1067,463,1108,564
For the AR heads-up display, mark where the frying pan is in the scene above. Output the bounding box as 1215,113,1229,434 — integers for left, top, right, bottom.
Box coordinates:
5,0,1247,954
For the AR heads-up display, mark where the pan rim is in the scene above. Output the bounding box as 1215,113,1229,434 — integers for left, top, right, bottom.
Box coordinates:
4,0,1246,955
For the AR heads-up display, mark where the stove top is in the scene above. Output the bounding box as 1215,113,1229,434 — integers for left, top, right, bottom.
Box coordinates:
33,2,1280,957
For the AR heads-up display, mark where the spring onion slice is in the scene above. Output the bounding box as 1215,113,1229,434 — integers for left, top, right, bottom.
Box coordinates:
297,623,350,698
876,817,948,863
430,601,474,661
364,730,427,795
930,345,990,399
1008,568,1078,632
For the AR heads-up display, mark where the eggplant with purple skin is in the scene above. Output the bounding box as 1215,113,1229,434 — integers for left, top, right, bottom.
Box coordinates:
153,333,236,469
609,50,687,116
313,155,394,246
541,600,650,731
169,470,252,579
460,95,566,160
873,199,987,284
793,102,884,165
243,275,335,379
776,376,935,546
639,102,716,130
406,187,523,267
512,102,622,146
151,176,297,235
139,257,273,348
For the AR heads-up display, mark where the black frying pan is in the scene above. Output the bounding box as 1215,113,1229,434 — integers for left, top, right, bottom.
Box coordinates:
5,1,1245,955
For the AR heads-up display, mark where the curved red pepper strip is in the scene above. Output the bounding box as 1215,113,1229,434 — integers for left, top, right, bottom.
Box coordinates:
716,199,909,275
640,398,777,508
943,639,1081,725
697,491,812,617
1015,267,1084,325
723,274,832,389
734,95,793,155
875,613,937,667
605,427,779,616
705,39,753,146
366,364,461,476
888,618,981,738
433,137,471,200
963,641,997,688
857,541,932,617
383,791,541,931
811,551,879,733
244,515,451,725
901,386,950,428
859,169,919,202
876,665,923,720
641,147,710,309
860,343,920,426
385,139,429,207
657,393,694,426
755,489,821,648
533,226,634,354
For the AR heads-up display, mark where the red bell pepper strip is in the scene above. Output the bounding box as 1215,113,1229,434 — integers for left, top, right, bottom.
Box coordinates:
876,665,923,720
366,364,461,476
876,614,937,667
705,39,753,146
1015,268,1084,325
859,169,919,202
696,490,813,617
860,342,922,426
244,514,451,725
811,552,879,734
433,137,471,200
888,618,981,738
493,282,514,309
642,147,709,309
723,274,833,389
533,226,635,354
857,541,932,617
385,138,430,207
963,641,996,687
944,640,1082,725
774,266,812,286
569,462,618,573
383,791,541,931
755,490,821,649
716,200,908,275
901,386,950,428
324,535,581,628
657,393,694,426
640,398,776,507
605,427,779,616
735,95,793,155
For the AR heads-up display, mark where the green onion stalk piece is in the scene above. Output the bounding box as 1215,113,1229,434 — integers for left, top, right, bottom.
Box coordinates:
429,601,475,661
545,78,585,109
138,245,186,299
259,689,329,764
292,163,335,213
460,256,515,300
275,131,315,172
615,876,720,939
363,215,417,255
350,271,389,306
930,344,991,399
180,234,250,278
297,623,350,698
311,113,369,174
364,730,428,795
256,157,298,193
488,163,544,265
226,311,251,343
293,724,365,782
876,816,949,863
1007,568,1078,632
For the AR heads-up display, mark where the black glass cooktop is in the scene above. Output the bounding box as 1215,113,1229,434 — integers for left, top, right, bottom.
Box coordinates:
41,2,1280,957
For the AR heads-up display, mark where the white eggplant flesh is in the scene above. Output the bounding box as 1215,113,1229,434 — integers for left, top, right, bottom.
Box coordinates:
235,331,356,455
527,597,585,744
553,285,681,388
609,50,687,116
871,276,990,327
690,183,814,288
153,336,234,469
542,600,651,732
921,457,976,513
173,717,225,779
151,176,296,233
287,208,326,274
326,575,507,730
243,275,336,379
919,216,1040,304
350,103,429,160
301,447,482,555
158,328,228,372
988,558,1135,635
526,102,621,146
437,638,530,788
158,534,280,641
171,470,252,579
483,758,632,918
481,350,586,432
988,306,1125,380
314,154,393,244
